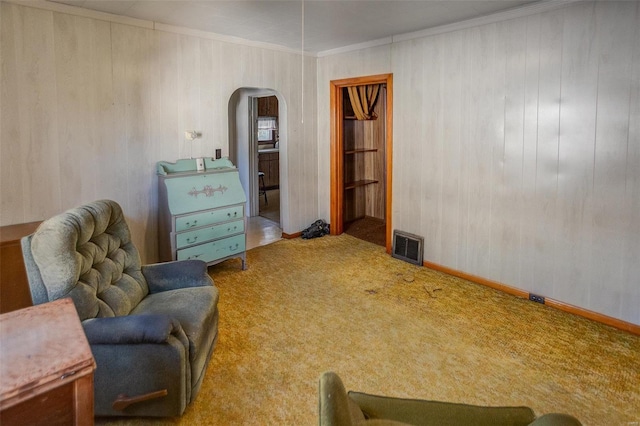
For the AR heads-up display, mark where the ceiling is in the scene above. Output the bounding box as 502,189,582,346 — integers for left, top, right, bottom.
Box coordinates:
49,0,538,54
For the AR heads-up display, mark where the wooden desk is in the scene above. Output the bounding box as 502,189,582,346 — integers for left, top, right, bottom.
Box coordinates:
0,221,41,314
0,299,96,425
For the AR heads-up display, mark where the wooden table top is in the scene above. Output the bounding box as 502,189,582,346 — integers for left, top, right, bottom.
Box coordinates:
0,298,95,408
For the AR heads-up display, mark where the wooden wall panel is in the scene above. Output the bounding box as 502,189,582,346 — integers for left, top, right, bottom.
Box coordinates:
1,5,62,223
53,14,110,211
519,14,542,291
342,86,386,222
462,23,496,279
622,3,640,325
1,2,317,261
365,88,386,219
92,19,124,207
178,35,201,159
438,30,464,267
455,27,475,274
420,35,440,265
114,24,157,255
589,1,636,316
152,31,180,167
532,8,564,298
1,4,24,225
108,24,134,219
317,1,640,325
555,2,599,308
493,18,525,287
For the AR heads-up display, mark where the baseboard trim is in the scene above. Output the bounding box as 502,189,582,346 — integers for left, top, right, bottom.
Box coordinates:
281,231,301,239
422,260,640,336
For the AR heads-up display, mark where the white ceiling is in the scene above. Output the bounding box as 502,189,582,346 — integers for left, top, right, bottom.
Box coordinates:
49,0,538,54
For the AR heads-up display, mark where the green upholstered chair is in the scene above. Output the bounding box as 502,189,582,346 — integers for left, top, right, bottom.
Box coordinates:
318,372,582,426
21,200,219,417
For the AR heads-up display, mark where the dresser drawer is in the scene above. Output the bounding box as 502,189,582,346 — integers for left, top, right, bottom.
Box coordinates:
175,205,244,232
177,234,246,263
174,219,244,249
163,170,246,215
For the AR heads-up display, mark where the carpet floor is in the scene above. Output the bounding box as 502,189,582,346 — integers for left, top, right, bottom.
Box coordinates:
97,235,640,425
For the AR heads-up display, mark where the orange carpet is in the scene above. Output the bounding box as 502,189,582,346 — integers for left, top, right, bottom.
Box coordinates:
97,234,640,425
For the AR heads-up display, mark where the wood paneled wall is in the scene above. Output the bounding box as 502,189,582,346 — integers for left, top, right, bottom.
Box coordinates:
0,2,318,262
2,0,638,325
318,1,640,325
342,88,386,221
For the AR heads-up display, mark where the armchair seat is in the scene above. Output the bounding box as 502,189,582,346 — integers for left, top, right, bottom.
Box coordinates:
21,200,220,417
319,372,582,426
131,285,219,392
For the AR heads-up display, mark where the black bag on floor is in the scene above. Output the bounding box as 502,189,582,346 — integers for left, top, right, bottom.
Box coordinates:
302,219,330,239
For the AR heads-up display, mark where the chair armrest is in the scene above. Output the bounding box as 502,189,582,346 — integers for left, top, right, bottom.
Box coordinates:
348,391,536,425
142,259,213,293
82,315,183,345
528,414,582,426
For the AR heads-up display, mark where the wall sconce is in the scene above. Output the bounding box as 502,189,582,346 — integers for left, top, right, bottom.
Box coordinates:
185,131,201,140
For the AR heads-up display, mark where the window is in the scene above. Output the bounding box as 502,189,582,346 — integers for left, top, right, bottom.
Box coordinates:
258,129,272,141
257,117,277,143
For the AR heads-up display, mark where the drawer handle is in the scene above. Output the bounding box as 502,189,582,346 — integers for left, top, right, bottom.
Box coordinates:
227,212,238,217
185,220,198,228
229,243,239,252
227,226,238,232
61,370,77,380
187,254,203,259
186,236,198,243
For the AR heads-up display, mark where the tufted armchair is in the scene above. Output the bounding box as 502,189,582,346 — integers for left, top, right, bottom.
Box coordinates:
21,200,219,417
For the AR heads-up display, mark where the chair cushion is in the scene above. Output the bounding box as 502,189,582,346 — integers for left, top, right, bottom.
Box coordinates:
131,285,219,399
349,392,537,426
30,200,148,320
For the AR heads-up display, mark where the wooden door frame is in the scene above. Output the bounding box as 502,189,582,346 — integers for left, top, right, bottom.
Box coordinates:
330,73,393,254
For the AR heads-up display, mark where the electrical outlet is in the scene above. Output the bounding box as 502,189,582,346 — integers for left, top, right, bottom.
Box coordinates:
529,293,545,304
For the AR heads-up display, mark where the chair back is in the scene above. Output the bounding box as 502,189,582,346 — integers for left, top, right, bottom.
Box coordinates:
21,200,149,320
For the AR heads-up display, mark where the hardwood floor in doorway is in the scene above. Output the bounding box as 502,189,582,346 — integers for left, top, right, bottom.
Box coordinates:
259,189,280,224
344,216,385,247
246,216,282,250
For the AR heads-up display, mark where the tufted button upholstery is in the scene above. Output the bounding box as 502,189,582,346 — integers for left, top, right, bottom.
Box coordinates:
22,199,219,417
30,200,149,320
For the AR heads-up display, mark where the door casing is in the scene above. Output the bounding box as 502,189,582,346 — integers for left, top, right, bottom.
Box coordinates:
329,73,393,253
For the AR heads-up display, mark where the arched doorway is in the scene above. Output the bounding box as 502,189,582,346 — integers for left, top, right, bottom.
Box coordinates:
228,88,288,231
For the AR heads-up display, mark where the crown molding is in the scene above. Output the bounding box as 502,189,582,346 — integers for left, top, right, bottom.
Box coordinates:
392,0,580,43
317,36,393,59
4,0,584,59
152,22,314,57
317,0,582,57
3,0,153,29
2,0,312,57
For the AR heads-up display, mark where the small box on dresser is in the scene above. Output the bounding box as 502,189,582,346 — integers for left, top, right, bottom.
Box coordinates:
157,158,248,270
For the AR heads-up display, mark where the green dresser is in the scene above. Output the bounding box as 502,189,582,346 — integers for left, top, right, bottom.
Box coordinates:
157,158,247,269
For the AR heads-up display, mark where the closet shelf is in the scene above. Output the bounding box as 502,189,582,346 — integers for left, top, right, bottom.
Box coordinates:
344,179,379,190
343,116,378,120
344,148,378,155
